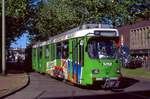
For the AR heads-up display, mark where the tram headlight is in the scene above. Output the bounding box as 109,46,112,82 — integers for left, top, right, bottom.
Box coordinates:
92,69,100,74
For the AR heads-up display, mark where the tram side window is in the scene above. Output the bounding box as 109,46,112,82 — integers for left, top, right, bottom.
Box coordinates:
45,45,49,60
79,40,84,65
32,49,36,61
38,47,42,59
51,44,55,60
33,49,36,57
62,41,69,59
56,43,61,59
74,39,78,62
72,40,75,62
35,49,36,57
54,44,56,59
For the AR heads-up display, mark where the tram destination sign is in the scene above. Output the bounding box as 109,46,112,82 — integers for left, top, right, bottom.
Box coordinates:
94,30,116,37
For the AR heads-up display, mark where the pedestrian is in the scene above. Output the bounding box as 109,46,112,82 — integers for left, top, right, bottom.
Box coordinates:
144,56,149,71
148,56,150,71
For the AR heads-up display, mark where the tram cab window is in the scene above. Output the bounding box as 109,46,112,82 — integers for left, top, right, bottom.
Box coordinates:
87,37,117,59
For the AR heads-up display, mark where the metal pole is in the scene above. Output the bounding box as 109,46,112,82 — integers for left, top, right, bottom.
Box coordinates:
2,0,6,75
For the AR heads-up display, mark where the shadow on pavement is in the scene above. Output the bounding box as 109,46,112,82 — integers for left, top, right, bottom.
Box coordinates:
73,77,139,91
119,77,139,89
39,90,150,99
6,62,33,74
6,47,33,74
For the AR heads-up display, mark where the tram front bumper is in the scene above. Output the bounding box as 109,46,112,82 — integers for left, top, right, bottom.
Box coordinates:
93,77,119,81
93,77,120,88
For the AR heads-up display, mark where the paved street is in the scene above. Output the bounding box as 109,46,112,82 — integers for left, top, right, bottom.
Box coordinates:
0,73,28,98
5,72,150,99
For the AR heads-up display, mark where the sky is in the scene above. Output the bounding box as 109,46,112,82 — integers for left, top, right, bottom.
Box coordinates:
10,0,49,48
29,0,41,5
29,0,48,5
10,0,43,48
10,33,29,48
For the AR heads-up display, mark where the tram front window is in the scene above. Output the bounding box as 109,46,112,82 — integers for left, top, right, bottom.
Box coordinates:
87,38,117,59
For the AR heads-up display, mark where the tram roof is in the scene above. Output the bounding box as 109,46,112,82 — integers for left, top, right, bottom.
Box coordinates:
32,24,119,48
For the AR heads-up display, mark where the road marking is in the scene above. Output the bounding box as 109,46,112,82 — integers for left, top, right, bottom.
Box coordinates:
34,90,46,99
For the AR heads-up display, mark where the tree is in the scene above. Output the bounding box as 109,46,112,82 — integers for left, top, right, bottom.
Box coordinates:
33,0,80,41
0,0,28,73
0,0,1,16
34,0,118,40
5,0,28,48
31,0,150,41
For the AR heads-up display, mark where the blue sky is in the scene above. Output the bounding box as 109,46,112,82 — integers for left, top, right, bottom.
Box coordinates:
10,0,48,48
29,0,48,5
10,0,42,48
29,0,41,5
10,33,29,48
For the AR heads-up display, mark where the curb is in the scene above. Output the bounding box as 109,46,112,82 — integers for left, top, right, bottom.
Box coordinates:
0,73,30,99
123,75,150,81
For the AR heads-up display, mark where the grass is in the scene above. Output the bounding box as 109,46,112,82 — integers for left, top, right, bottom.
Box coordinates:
122,67,150,79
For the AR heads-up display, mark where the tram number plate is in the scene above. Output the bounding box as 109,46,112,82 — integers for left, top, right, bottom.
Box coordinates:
109,80,120,88
96,78,102,80
110,80,116,86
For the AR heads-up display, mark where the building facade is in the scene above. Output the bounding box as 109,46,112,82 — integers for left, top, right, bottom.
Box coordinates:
6,48,26,63
117,20,150,56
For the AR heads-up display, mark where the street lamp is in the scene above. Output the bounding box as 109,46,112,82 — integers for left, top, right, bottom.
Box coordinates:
2,0,6,75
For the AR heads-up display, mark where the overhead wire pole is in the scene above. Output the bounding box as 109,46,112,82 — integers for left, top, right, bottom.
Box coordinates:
77,6,89,28
2,0,6,75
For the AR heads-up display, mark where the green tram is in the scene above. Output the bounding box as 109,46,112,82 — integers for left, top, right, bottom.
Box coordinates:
32,24,122,88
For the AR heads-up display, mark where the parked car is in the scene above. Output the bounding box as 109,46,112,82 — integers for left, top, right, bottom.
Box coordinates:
126,58,143,68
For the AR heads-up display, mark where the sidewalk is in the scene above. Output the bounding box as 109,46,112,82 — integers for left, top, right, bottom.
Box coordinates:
122,68,150,81
0,72,29,98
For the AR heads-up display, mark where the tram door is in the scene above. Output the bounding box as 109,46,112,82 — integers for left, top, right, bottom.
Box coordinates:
72,39,78,83
72,39,84,83
37,47,42,72
32,48,37,71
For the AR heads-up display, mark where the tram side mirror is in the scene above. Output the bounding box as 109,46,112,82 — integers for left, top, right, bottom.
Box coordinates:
120,45,131,67
80,40,84,46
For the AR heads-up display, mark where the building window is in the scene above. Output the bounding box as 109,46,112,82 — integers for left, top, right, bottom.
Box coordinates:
148,30,150,38
147,27,149,30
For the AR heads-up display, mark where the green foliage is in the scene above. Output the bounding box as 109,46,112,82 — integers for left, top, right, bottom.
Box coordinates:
0,0,2,16
5,0,27,48
35,0,81,41
6,17,24,48
3,0,149,44
35,0,135,40
6,0,27,17
122,68,150,79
